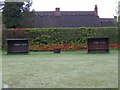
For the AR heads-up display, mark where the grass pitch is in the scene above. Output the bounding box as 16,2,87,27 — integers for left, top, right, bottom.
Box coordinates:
2,50,118,88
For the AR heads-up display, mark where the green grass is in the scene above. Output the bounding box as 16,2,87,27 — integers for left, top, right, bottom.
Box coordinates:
2,50,118,88
0,50,2,89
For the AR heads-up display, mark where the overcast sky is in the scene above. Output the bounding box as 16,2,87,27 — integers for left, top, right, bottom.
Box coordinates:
31,0,119,18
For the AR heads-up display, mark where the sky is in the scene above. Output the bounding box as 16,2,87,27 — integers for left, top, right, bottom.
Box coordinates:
30,0,119,18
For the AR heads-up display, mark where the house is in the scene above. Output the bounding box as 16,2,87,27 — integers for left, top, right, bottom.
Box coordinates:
27,5,117,28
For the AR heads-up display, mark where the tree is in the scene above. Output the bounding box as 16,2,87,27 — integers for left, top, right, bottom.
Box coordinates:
118,1,120,16
0,1,4,11
2,2,24,28
21,0,35,28
2,0,33,28
118,1,120,44
22,0,33,12
118,1,120,27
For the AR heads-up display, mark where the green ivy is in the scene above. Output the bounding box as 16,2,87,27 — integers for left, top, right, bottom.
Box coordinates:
2,27,118,50
26,27,96,45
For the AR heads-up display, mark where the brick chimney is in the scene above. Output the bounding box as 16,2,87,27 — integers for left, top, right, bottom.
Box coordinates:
114,16,117,22
55,7,61,16
56,8,60,12
94,5,98,16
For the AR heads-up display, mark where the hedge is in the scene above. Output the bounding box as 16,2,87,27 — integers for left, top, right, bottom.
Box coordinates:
93,27,118,44
26,27,95,45
2,27,118,50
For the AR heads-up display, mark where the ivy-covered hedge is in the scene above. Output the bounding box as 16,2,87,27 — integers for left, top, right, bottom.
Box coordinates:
93,27,118,44
2,27,118,50
26,27,95,46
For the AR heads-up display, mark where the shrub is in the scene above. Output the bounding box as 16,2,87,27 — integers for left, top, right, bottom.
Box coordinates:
26,27,95,46
2,27,118,50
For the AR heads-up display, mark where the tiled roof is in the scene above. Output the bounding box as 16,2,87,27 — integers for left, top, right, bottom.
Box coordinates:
33,11,101,28
24,10,115,28
100,18,114,22
35,11,96,16
100,18,115,27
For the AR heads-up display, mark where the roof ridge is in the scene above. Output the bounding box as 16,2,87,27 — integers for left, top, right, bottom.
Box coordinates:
35,11,94,12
